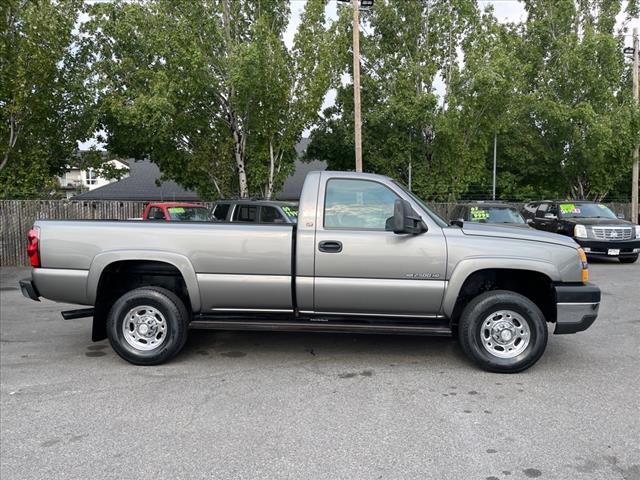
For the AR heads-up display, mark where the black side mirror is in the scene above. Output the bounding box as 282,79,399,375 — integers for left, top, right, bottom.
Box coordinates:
392,199,425,234
526,218,534,225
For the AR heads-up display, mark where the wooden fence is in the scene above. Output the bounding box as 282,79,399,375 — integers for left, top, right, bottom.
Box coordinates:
0,199,632,266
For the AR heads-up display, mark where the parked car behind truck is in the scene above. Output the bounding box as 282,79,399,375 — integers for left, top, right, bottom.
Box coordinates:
142,202,210,221
450,202,529,228
20,171,600,373
524,200,640,263
211,200,298,224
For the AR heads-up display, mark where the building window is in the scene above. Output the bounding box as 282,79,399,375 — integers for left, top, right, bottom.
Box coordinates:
85,169,97,185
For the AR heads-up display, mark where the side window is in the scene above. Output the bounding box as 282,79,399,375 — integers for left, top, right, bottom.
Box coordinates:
149,207,164,220
233,204,258,222
213,204,230,221
535,203,549,218
260,206,283,223
548,203,558,215
324,179,398,230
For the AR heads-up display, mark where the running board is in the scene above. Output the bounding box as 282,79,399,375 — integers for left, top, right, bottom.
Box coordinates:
189,319,452,336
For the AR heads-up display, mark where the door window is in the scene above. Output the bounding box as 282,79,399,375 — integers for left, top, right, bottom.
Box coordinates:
148,207,165,220
535,203,549,218
212,204,230,221
233,204,258,222
324,179,398,230
260,206,284,223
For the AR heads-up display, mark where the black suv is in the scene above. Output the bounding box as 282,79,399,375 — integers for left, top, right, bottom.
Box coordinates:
525,200,640,263
210,200,298,224
451,202,530,228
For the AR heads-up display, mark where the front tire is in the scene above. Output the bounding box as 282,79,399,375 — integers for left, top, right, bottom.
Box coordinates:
458,290,548,373
107,287,189,365
619,254,638,264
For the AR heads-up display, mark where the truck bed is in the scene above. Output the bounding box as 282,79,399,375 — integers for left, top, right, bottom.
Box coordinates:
33,220,295,310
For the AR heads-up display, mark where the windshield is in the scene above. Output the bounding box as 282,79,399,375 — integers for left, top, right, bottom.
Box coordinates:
558,203,617,219
392,181,449,227
167,207,210,221
465,206,525,224
281,205,298,223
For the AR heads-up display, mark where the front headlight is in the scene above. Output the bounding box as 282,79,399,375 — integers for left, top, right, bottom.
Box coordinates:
578,248,588,283
574,224,588,238
635,225,640,238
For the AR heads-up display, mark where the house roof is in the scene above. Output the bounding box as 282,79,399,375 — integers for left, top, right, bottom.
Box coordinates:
72,160,199,201
72,139,326,202
277,139,327,200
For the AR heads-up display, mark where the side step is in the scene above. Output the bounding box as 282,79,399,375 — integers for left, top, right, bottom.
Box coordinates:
189,319,452,336
61,308,94,320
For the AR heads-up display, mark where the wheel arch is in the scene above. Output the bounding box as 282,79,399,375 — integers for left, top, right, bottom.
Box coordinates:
88,251,201,311
88,252,200,342
443,258,559,324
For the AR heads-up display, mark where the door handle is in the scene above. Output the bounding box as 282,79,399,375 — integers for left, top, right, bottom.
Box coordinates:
318,240,343,253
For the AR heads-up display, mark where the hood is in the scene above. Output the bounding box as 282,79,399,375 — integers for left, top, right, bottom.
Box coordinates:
560,217,633,226
454,222,578,248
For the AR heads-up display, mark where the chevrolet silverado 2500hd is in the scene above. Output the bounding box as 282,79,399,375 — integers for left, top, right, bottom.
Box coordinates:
20,171,600,372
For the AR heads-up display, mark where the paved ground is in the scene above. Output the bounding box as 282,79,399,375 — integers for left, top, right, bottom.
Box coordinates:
1,261,639,480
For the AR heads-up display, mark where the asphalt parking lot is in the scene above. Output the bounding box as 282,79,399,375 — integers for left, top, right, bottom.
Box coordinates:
1,261,639,480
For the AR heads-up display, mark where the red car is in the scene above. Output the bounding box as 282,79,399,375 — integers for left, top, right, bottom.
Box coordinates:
142,202,210,221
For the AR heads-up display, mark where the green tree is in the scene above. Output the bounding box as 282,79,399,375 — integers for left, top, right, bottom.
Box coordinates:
86,0,334,200
456,0,640,201
0,0,93,198
308,0,485,201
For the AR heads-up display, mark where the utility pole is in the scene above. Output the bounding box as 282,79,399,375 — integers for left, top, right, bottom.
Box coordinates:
632,28,639,223
352,0,363,172
492,134,497,201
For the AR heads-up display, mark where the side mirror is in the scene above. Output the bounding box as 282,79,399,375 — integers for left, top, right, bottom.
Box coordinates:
526,218,534,225
617,213,625,219
392,199,425,234
544,213,557,220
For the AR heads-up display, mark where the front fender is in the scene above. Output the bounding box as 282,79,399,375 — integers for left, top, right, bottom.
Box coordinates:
87,250,201,312
441,257,561,317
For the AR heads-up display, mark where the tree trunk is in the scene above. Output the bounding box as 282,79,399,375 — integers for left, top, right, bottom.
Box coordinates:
266,140,276,199
232,127,249,198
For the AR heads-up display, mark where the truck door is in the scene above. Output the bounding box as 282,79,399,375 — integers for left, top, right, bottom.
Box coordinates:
310,176,447,317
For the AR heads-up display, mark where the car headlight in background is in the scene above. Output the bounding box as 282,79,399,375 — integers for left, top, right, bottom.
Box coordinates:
574,224,588,238
635,225,640,238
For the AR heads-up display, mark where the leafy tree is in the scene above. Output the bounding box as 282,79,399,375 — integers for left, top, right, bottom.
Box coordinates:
309,0,640,202
491,0,640,201
86,0,334,200
0,0,93,198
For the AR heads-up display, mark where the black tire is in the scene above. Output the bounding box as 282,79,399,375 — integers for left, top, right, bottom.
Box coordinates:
107,286,189,365
619,254,638,264
458,290,548,373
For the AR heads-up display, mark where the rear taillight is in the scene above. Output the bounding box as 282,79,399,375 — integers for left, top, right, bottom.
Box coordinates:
27,227,40,268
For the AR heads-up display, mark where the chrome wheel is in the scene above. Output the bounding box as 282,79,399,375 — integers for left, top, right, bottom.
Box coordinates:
122,305,167,351
480,310,530,359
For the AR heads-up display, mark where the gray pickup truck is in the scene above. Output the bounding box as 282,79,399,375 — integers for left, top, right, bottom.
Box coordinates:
20,171,601,372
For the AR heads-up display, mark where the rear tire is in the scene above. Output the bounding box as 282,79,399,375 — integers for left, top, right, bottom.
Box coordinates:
458,290,548,373
107,287,189,365
619,254,638,264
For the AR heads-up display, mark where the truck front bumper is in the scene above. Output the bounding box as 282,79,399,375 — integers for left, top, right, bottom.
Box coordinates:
554,283,600,334
19,279,40,301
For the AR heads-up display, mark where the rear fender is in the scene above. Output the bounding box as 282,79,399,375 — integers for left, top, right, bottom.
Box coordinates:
87,250,201,312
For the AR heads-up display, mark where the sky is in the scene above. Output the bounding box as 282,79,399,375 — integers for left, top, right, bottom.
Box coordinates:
80,0,640,150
